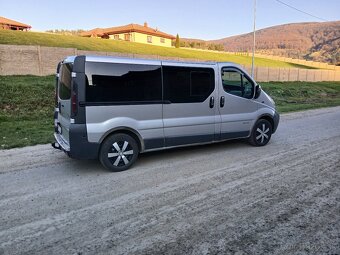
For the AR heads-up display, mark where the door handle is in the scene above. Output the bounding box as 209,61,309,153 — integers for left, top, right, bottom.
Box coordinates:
220,96,225,107
209,96,214,108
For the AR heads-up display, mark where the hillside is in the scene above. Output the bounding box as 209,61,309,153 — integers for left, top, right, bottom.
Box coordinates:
0,29,314,69
184,21,340,64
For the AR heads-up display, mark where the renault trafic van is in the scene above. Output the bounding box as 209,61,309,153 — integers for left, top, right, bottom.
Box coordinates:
52,55,279,171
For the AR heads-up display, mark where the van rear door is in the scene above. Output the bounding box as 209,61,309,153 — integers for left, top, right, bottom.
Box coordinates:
57,62,73,146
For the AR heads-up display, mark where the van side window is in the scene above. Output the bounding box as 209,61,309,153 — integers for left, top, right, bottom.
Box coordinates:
58,63,72,100
163,66,214,103
222,69,254,99
85,62,162,103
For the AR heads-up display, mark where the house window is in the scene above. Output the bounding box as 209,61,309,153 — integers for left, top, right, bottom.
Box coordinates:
160,38,165,43
147,36,152,43
114,35,119,40
124,34,130,41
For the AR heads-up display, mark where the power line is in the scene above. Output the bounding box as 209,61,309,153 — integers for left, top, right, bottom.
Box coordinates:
274,0,328,22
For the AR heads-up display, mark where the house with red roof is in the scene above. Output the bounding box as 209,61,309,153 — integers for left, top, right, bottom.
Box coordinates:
81,22,175,47
0,16,31,31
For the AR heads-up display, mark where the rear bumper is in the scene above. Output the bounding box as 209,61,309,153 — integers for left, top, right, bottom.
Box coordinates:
52,124,100,160
53,132,70,151
272,111,280,133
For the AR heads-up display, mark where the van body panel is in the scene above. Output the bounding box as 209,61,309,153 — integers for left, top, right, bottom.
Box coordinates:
161,61,216,68
85,104,163,149
86,55,162,66
163,101,217,146
58,111,71,142
218,94,259,134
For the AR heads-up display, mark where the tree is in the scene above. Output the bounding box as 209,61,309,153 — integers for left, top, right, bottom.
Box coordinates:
175,34,180,48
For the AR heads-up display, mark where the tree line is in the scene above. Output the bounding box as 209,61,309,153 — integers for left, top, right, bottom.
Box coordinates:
45,29,85,35
180,41,225,51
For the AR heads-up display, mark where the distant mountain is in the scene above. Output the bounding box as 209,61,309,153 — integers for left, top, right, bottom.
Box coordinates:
182,21,340,64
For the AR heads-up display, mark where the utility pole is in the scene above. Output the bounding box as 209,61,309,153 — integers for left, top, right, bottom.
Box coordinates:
251,0,257,78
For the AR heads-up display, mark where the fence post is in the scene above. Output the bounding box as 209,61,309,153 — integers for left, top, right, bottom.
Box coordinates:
37,45,42,76
267,67,270,82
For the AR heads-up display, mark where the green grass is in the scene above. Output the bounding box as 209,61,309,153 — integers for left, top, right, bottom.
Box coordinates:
0,29,315,69
260,81,340,112
0,75,54,149
1,75,340,149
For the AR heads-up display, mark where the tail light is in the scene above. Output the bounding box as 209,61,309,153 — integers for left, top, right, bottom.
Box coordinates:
71,83,78,117
55,75,58,108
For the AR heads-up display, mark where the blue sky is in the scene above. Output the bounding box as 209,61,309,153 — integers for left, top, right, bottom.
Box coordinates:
1,0,339,40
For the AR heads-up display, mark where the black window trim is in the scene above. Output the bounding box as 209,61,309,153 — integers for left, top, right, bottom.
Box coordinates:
221,66,255,99
79,100,171,107
83,63,216,105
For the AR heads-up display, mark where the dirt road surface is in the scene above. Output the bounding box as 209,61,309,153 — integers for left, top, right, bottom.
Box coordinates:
0,107,339,255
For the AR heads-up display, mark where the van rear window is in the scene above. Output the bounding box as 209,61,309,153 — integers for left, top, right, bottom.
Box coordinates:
85,62,162,103
58,63,72,100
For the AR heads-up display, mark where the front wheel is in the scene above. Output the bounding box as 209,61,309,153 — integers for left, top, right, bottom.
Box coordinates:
99,133,139,172
249,119,273,146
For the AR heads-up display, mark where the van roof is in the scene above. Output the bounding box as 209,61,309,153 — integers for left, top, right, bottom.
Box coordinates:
63,55,241,68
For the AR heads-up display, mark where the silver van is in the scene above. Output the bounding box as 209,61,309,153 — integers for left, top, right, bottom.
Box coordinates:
52,55,279,171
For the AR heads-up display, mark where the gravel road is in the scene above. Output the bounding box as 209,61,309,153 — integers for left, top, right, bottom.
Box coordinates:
0,107,339,255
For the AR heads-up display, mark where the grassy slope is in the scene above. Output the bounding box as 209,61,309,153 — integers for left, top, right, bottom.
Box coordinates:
0,29,314,69
0,75,54,149
1,75,340,149
260,82,340,112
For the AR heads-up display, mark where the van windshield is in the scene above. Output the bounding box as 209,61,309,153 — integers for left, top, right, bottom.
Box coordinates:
58,63,73,100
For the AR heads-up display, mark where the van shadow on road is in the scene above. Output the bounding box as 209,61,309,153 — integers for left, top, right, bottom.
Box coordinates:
68,139,250,175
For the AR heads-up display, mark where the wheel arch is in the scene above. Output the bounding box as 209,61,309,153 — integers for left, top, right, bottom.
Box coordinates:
253,114,275,133
99,127,144,153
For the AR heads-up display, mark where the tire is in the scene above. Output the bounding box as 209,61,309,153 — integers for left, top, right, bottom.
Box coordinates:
99,133,139,172
249,119,273,146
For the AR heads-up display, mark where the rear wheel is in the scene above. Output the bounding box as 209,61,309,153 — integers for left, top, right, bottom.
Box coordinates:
99,133,139,171
249,119,272,146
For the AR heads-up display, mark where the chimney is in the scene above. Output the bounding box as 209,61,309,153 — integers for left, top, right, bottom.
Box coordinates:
144,22,148,27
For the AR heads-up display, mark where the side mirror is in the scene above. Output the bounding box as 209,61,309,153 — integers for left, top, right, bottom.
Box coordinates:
254,84,261,99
